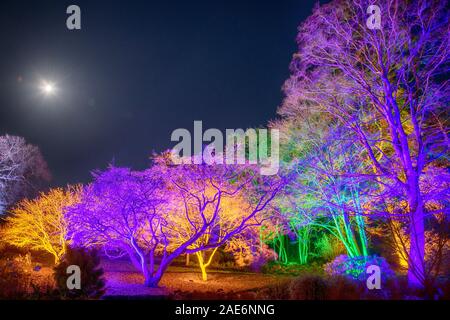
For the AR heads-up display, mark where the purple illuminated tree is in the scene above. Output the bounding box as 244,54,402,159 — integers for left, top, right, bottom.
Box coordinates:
279,0,449,287
66,167,167,286
67,155,285,287
152,153,285,284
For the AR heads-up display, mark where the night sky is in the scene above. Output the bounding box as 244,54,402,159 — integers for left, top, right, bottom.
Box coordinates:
0,0,323,187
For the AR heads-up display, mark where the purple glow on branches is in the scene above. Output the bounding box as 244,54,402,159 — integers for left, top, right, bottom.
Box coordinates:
67,155,285,287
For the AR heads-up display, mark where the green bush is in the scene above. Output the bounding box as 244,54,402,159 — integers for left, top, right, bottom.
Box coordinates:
261,261,323,275
314,234,346,262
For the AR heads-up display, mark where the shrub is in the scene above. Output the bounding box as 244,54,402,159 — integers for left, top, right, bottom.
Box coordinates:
253,281,292,300
254,274,363,300
324,255,395,282
326,276,364,300
53,247,106,299
253,273,445,300
288,275,328,300
261,260,323,275
315,234,346,262
0,259,32,299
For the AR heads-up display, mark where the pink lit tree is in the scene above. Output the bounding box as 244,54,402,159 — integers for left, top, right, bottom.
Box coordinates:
279,0,449,287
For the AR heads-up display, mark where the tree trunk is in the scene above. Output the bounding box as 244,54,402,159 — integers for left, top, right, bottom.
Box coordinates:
142,228,218,287
194,248,218,282
145,262,167,287
126,246,154,287
144,276,160,288
195,252,206,280
141,256,153,286
405,175,426,288
195,252,208,281
200,264,208,281
407,189,425,288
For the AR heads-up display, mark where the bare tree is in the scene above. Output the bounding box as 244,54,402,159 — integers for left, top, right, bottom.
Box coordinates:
0,135,51,215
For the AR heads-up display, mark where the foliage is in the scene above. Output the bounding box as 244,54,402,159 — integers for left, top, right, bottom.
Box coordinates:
254,274,364,300
324,254,395,282
272,106,373,263
279,0,449,288
226,235,276,271
254,274,435,300
0,258,32,299
53,246,105,299
261,260,323,276
287,275,329,300
375,216,449,279
314,233,346,262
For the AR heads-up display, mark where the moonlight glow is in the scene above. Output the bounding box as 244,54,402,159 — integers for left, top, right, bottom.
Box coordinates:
40,81,56,96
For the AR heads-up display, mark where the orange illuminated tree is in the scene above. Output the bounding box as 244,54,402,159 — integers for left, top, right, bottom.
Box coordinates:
151,152,285,286
167,188,258,281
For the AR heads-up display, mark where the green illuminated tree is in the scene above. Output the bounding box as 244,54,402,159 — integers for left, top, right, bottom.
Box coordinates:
273,116,370,259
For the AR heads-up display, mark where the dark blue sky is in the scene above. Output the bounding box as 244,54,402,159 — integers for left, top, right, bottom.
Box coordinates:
0,0,323,186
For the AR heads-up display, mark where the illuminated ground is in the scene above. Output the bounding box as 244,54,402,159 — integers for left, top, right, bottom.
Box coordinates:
15,256,295,299
101,259,295,299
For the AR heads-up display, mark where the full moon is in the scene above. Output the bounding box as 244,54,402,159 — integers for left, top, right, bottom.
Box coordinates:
40,80,56,96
